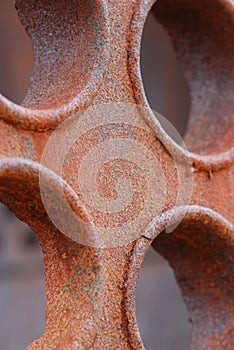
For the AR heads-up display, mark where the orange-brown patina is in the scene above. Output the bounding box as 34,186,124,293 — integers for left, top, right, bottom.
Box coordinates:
0,0,233,349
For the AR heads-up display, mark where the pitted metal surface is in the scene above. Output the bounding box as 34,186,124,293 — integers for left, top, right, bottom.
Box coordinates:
0,0,233,349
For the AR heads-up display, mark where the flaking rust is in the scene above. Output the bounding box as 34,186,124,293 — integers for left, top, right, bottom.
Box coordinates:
0,0,233,349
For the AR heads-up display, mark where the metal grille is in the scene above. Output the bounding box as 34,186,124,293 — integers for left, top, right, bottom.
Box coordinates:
0,1,233,349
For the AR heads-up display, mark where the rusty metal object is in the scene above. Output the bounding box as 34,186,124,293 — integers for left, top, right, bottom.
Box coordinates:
0,0,233,349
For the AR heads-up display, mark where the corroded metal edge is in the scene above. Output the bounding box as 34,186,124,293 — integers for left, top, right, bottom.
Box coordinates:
124,205,234,349
127,0,234,171
0,0,110,131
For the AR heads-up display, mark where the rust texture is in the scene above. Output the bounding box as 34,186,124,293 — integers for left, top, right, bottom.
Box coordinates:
0,0,233,349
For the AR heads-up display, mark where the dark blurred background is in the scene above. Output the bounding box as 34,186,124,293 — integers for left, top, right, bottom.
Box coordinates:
0,1,191,349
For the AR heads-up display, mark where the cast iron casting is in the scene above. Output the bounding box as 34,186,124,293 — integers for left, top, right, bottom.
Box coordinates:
0,0,233,349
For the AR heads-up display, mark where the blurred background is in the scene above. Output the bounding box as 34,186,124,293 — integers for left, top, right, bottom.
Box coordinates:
0,1,191,349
